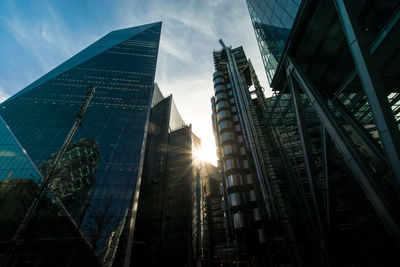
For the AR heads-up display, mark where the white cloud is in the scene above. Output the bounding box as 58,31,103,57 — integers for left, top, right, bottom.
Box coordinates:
160,32,194,63
2,1,103,79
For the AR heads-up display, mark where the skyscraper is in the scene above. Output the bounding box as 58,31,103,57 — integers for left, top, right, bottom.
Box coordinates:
211,41,273,266
245,0,400,265
246,0,301,84
131,86,196,267
0,22,161,266
191,161,228,266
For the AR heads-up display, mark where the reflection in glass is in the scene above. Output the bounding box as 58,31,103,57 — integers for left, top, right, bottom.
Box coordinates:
39,138,100,221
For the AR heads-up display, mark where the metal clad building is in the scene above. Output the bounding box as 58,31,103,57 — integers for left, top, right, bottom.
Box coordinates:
247,0,400,265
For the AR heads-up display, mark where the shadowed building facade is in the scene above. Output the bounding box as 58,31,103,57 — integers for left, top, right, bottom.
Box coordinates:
246,0,400,266
191,162,229,267
211,43,272,266
131,86,197,267
0,116,102,266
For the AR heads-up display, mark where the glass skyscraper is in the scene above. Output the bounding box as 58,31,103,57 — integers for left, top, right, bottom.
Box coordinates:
131,85,190,267
0,22,161,266
246,0,301,84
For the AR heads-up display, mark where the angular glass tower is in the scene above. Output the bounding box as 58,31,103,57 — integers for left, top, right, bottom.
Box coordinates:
0,22,161,265
246,0,301,84
132,86,197,267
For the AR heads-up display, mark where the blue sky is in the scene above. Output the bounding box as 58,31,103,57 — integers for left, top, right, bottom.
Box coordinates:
0,0,270,164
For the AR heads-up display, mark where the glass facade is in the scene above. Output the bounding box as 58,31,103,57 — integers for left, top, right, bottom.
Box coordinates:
132,96,192,266
0,115,43,238
0,115,103,266
39,138,100,220
246,0,301,84
140,91,186,187
151,83,165,107
162,126,199,265
0,116,43,184
132,94,172,267
0,22,161,265
170,98,186,131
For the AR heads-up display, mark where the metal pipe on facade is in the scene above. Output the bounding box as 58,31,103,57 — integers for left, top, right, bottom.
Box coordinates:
220,41,273,218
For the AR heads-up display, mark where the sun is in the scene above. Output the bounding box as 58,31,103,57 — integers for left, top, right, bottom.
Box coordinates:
194,146,208,162
193,140,218,166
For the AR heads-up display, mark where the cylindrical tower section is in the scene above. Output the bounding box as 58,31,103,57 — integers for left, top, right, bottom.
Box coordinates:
214,70,250,231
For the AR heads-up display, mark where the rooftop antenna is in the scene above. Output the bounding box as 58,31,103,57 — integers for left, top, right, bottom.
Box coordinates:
219,39,226,48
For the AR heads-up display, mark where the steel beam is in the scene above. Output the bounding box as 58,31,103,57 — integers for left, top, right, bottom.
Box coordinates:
394,107,400,116
370,6,400,54
389,93,400,106
334,0,400,187
287,65,323,230
287,55,400,247
346,93,365,113
287,66,329,267
332,70,357,101
333,100,385,162
282,96,294,121
332,5,400,100
265,90,283,125
357,106,372,123
269,127,305,267
321,125,331,230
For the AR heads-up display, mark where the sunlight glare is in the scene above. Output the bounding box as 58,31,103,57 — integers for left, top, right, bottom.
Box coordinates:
194,139,218,166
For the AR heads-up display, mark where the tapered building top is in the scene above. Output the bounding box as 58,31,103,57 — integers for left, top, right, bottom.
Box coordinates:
4,22,162,105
